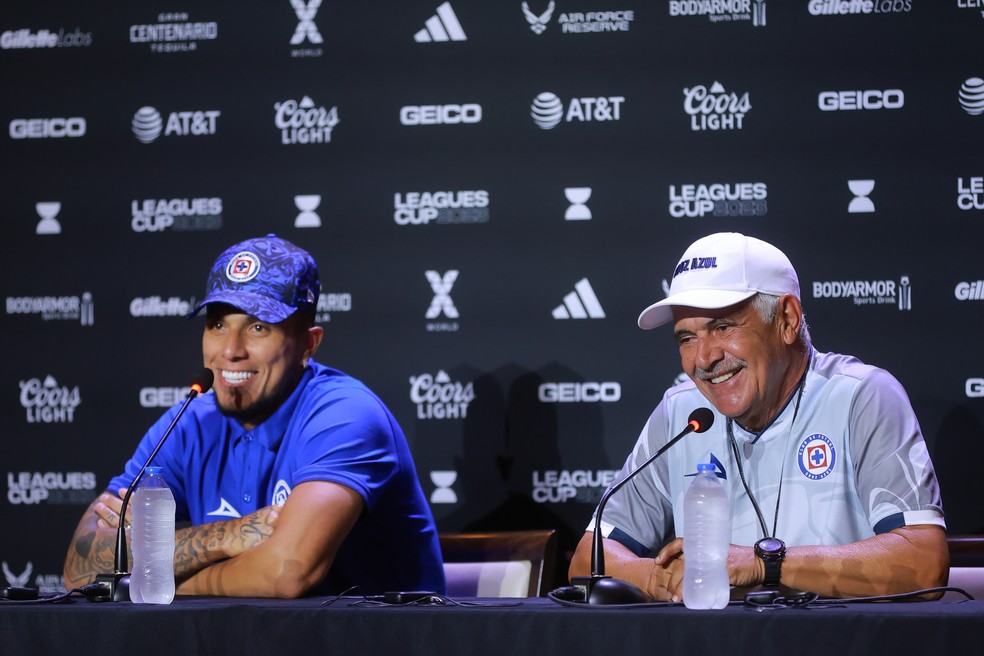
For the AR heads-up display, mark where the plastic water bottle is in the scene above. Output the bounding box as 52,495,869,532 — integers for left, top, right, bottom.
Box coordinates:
683,462,731,609
129,466,176,604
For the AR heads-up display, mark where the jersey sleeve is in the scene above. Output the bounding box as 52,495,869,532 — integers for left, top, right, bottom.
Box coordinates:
286,389,403,511
588,399,677,557
849,367,946,533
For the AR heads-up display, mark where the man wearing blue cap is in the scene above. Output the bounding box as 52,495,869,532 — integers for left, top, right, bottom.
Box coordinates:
569,232,948,601
64,235,445,597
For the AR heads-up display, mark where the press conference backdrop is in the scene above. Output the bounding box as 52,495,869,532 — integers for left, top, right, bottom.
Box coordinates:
1,1,982,594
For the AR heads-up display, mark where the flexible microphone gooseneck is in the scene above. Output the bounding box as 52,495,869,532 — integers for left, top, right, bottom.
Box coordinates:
93,368,214,602
566,407,715,605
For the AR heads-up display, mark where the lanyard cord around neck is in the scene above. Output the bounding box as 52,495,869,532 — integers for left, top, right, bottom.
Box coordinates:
726,365,808,540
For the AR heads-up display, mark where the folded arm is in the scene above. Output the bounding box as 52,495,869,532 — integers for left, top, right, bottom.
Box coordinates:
570,524,949,601
176,480,364,598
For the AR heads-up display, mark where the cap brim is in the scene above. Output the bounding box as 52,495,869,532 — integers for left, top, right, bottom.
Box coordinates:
186,291,297,324
637,289,757,330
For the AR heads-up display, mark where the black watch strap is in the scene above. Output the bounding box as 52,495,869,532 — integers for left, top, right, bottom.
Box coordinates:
762,557,782,587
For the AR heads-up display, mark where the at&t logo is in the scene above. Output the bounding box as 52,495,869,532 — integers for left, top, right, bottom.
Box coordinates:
132,106,220,143
531,92,624,129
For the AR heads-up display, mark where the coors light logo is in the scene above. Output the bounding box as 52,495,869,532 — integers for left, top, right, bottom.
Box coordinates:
409,370,474,419
274,95,339,144
683,81,751,131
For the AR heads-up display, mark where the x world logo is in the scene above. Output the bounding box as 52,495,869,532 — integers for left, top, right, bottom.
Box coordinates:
290,0,323,45
425,270,459,319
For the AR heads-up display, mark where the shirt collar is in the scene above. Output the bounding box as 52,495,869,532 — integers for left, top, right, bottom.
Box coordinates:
236,364,315,451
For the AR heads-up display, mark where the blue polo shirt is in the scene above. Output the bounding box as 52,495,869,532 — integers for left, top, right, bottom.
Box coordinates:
110,362,445,595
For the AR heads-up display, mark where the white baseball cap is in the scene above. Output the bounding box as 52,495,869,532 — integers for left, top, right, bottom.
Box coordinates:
638,232,800,330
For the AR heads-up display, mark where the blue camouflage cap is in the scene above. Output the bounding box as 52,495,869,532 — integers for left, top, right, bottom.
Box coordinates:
188,234,320,323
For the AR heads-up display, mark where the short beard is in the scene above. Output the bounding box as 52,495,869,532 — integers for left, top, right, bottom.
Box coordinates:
215,368,303,428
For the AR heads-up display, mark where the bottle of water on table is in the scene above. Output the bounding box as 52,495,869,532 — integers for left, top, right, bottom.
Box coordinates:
683,462,731,609
129,466,176,604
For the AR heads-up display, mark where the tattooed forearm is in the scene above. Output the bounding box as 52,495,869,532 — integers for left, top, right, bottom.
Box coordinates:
174,523,227,579
64,528,125,587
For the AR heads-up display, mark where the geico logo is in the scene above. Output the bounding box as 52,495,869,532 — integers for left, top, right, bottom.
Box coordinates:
967,379,984,398
395,207,439,224
400,104,482,125
818,89,904,111
140,387,190,408
538,382,621,403
9,117,86,138
132,214,174,232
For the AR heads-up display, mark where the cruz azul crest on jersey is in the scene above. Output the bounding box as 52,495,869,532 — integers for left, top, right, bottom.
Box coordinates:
797,433,835,480
272,479,292,506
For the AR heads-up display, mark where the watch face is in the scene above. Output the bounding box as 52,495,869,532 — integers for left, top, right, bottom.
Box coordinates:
757,537,784,554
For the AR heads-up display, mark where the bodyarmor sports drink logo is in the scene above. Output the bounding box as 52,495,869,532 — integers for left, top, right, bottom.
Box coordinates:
668,182,768,217
818,89,904,111
290,0,323,57
959,78,984,116
812,276,912,310
958,177,984,210
425,270,460,332
684,81,750,130
394,190,490,225
399,104,482,125
410,370,475,419
531,92,625,129
6,471,97,505
955,281,984,301
808,0,912,14
130,296,196,317
531,469,618,503
6,293,94,325
131,197,223,232
315,292,352,323
669,0,767,27
9,117,86,139
132,106,220,143
19,376,81,424
538,382,621,403
274,96,339,144
129,12,218,53
0,28,93,49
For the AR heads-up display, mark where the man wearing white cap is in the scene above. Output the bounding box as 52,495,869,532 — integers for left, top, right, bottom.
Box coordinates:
569,232,947,600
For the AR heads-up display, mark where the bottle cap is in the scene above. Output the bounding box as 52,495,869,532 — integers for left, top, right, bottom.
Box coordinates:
697,463,715,472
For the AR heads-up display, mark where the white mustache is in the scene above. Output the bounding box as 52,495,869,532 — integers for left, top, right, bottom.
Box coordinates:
695,355,747,381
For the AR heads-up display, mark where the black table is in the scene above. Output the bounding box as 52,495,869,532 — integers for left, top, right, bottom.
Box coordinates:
2,594,982,656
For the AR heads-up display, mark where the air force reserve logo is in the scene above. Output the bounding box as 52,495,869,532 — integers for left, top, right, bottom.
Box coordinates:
798,433,835,480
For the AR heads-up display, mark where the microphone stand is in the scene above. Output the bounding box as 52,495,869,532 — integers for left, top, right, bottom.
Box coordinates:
92,372,212,602
567,409,713,605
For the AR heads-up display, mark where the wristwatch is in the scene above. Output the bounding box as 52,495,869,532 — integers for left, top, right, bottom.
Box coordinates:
754,537,786,587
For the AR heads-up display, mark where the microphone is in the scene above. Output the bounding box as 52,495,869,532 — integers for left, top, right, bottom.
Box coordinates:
566,407,715,604
93,368,214,602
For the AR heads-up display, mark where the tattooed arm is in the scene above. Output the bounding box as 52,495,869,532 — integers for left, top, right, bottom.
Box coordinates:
63,488,282,590
176,480,364,598
63,490,129,589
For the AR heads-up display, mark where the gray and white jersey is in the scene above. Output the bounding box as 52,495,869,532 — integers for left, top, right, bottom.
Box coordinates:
593,349,945,555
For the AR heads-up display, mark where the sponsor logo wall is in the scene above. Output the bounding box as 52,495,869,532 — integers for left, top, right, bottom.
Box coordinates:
1,2,981,592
